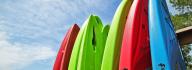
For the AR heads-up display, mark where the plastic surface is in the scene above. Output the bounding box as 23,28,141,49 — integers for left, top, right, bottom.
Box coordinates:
101,0,132,70
119,0,151,70
149,0,186,70
53,24,80,70
68,15,109,70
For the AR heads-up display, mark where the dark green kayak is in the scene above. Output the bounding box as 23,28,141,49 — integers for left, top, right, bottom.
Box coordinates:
68,15,109,70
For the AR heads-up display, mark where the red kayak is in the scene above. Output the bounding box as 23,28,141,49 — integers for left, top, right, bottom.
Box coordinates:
119,0,151,70
53,24,80,70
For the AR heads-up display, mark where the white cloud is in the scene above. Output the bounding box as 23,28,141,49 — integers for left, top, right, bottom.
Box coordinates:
0,0,119,70
0,32,56,70
0,0,118,42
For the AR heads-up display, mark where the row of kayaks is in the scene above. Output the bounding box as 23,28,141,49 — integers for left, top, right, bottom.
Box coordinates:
53,0,186,70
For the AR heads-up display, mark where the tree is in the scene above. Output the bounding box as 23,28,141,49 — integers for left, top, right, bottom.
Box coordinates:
170,0,192,14
182,45,192,69
171,12,192,30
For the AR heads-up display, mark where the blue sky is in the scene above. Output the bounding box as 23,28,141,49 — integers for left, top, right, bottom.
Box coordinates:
0,0,176,70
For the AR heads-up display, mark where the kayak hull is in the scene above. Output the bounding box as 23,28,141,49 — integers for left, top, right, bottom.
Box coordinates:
68,15,109,70
101,0,132,70
53,24,80,70
149,0,186,70
119,0,151,70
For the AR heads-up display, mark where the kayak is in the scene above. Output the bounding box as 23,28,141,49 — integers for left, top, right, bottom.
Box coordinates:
119,0,151,70
149,0,186,70
68,15,110,70
53,24,80,70
101,0,132,70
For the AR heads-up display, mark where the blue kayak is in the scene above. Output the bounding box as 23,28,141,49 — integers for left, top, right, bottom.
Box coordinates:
149,0,186,70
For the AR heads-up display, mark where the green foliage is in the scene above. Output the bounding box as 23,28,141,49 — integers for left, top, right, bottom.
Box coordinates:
171,12,192,30
181,45,192,69
170,0,192,13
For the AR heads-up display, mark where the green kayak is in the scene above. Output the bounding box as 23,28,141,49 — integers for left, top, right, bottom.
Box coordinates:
68,15,110,70
101,0,132,70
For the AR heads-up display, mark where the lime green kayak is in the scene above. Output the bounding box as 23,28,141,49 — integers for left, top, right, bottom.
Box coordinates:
68,15,109,70
101,0,132,70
